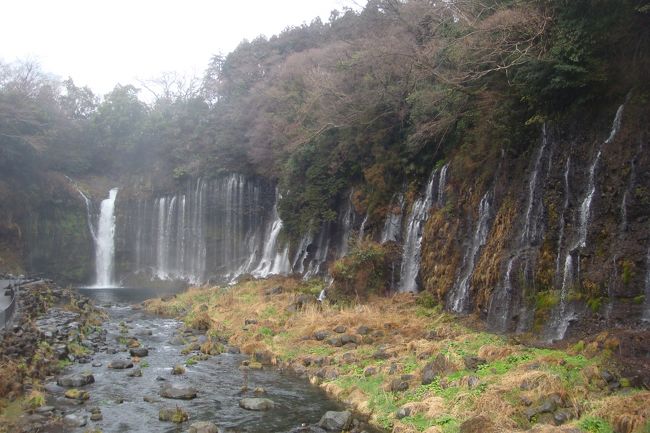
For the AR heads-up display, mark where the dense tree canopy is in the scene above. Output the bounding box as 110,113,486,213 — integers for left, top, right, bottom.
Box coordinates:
1,0,647,237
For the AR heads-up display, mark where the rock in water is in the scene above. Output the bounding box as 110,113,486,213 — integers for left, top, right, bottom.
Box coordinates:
129,347,149,357
63,413,87,427
188,421,219,433
239,398,275,411
160,383,198,400
318,411,352,431
108,359,133,369
159,407,189,423
57,372,95,387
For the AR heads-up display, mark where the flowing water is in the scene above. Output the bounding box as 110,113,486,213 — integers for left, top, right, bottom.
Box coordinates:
487,258,514,332
95,188,119,288
57,289,345,433
643,248,650,322
380,193,404,244
119,176,267,284
549,103,626,340
397,169,439,293
448,192,491,312
251,201,290,279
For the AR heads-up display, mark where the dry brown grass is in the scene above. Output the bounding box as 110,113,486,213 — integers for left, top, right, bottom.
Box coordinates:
593,392,650,433
477,344,517,361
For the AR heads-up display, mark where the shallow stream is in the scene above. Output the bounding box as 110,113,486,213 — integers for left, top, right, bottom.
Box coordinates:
50,288,343,433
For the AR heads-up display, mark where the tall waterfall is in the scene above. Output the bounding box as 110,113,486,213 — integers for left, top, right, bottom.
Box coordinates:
397,168,439,293
549,103,625,340
555,156,571,284
449,192,491,312
303,224,331,280
381,193,404,243
339,193,356,257
119,175,268,284
95,188,119,287
487,257,514,331
251,200,291,278
66,176,97,241
486,127,552,330
642,248,650,322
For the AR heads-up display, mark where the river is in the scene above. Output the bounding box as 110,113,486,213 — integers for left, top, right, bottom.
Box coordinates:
48,287,345,433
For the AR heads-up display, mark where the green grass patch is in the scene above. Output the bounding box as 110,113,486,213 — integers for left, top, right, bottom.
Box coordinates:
578,417,614,433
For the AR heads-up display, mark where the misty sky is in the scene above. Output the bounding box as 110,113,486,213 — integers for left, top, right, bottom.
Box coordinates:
1,0,359,96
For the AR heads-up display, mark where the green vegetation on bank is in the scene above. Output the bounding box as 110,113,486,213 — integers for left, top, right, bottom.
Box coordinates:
145,277,650,433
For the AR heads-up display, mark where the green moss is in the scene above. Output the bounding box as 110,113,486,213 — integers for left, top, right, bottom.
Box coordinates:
587,297,603,313
621,259,635,285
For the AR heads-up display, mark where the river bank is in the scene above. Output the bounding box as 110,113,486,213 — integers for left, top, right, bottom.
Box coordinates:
145,277,650,433
0,280,373,433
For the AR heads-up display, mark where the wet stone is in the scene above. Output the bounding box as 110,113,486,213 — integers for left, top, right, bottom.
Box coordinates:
188,421,219,433
128,368,143,377
129,347,149,357
63,413,87,427
108,359,133,369
239,397,275,411
318,411,352,431
57,372,95,388
160,383,198,400
333,325,347,334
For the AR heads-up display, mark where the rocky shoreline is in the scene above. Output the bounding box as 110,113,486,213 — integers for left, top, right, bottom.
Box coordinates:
0,279,374,433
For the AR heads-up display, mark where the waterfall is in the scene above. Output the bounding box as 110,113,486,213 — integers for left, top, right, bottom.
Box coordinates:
642,248,650,322
339,193,356,257
578,104,625,249
95,188,119,287
397,169,438,293
381,193,404,243
550,103,626,340
251,201,290,278
358,213,369,242
66,176,97,242
521,125,548,245
304,225,331,279
122,175,268,285
555,157,571,283
487,257,514,331
292,233,313,274
448,192,491,312
438,163,449,205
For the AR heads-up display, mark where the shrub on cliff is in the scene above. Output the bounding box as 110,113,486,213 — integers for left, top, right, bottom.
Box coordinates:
330,241,400,300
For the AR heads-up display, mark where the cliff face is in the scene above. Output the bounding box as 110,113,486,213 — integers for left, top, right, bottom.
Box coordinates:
0,171,94,283
420,95,649,338
3,96,648,341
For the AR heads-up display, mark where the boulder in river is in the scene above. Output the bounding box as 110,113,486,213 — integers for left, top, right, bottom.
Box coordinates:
108,359,133,369
159,406,189,423
318,411,352,431
239,397,275,411
63,413,87,427
188,421,219,433
160,383,198,400
57,372,94,387
64,389,90,400
129,347,149,357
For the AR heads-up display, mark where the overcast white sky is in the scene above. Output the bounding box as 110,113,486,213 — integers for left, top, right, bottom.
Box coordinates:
1,0,361,96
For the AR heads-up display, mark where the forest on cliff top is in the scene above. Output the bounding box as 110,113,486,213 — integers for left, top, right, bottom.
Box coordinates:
1,0,648,239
